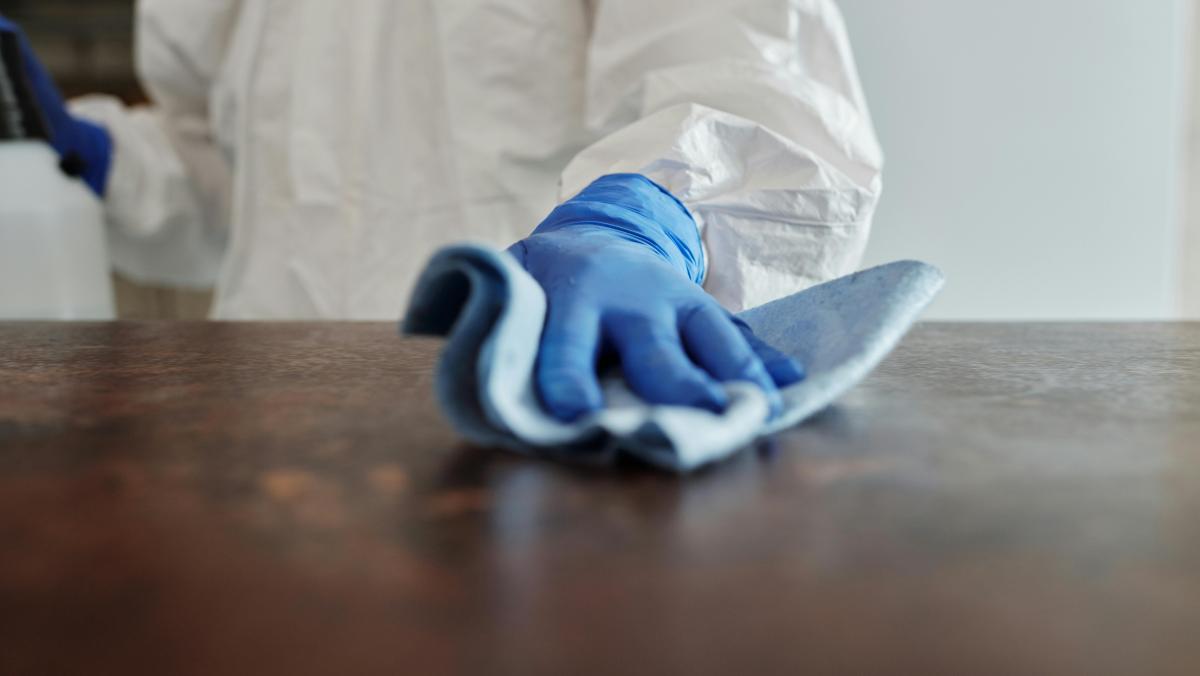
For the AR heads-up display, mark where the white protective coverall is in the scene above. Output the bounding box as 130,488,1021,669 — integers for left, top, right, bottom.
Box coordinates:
72,0,882,319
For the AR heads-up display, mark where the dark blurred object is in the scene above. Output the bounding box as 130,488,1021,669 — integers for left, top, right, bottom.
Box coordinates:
3,0,142,102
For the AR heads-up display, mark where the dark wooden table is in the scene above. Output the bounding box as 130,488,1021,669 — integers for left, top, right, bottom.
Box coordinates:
2,322,1198,675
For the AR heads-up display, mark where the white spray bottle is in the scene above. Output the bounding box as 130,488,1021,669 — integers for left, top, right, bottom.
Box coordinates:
0,30,115,320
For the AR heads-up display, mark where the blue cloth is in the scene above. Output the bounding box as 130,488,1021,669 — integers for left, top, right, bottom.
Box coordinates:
403,244,944,472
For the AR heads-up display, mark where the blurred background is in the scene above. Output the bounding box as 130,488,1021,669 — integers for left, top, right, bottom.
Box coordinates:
2,0,138,100
7,0,1198,320
841,0,1194,320
4,0,212,319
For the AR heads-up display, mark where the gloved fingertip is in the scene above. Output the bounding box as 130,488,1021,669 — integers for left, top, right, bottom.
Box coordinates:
767,357,806,387
694,382,729,414
539,374,603,422
746,369,784,419
766,389,784,419
545,396,600,423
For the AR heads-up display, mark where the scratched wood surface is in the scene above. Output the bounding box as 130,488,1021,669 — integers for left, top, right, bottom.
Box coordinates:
1,322,1198,675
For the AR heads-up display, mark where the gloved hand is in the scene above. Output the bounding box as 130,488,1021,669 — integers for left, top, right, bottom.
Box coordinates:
509,173,805,422
0,15,112,196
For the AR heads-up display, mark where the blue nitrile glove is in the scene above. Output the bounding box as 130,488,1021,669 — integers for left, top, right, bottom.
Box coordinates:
508,173,805,422
0,15,112,196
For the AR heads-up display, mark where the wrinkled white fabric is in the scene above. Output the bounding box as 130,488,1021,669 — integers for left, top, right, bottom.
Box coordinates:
71,0,882,318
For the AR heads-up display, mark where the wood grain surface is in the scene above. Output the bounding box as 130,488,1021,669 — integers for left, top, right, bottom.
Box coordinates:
1,322,1198,675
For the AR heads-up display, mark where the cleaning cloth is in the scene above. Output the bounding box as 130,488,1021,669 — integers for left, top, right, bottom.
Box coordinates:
402,244,944,472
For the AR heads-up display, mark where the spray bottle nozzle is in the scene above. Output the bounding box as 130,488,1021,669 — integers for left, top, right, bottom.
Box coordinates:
59,152,85,177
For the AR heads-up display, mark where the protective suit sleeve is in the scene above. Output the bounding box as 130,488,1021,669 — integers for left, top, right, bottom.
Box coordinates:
68,0,239,288
564,0,884,312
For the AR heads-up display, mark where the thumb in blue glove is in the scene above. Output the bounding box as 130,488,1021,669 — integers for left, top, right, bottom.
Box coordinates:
509,173,805,422
0,15,112,196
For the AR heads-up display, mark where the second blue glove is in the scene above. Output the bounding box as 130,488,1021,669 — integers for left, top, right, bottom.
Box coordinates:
1,15,112,196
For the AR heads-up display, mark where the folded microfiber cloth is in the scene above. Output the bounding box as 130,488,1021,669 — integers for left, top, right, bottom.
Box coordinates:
402,244,944,472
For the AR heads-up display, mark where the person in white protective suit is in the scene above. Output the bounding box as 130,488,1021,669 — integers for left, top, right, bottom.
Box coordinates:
7,0,882,421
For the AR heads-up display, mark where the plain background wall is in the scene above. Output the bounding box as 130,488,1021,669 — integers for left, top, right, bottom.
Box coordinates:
837,0,1189,320
1183,0,1200,318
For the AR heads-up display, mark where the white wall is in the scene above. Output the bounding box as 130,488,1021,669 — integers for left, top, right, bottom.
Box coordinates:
1182,0,1200,317
838,0,1189,320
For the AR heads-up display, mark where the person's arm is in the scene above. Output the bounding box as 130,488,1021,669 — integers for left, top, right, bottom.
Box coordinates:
68,0,240,288
568,0,883,312
513,0,878,420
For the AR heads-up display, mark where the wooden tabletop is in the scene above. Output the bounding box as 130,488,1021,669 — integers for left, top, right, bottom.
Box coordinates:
1,322,1198,675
